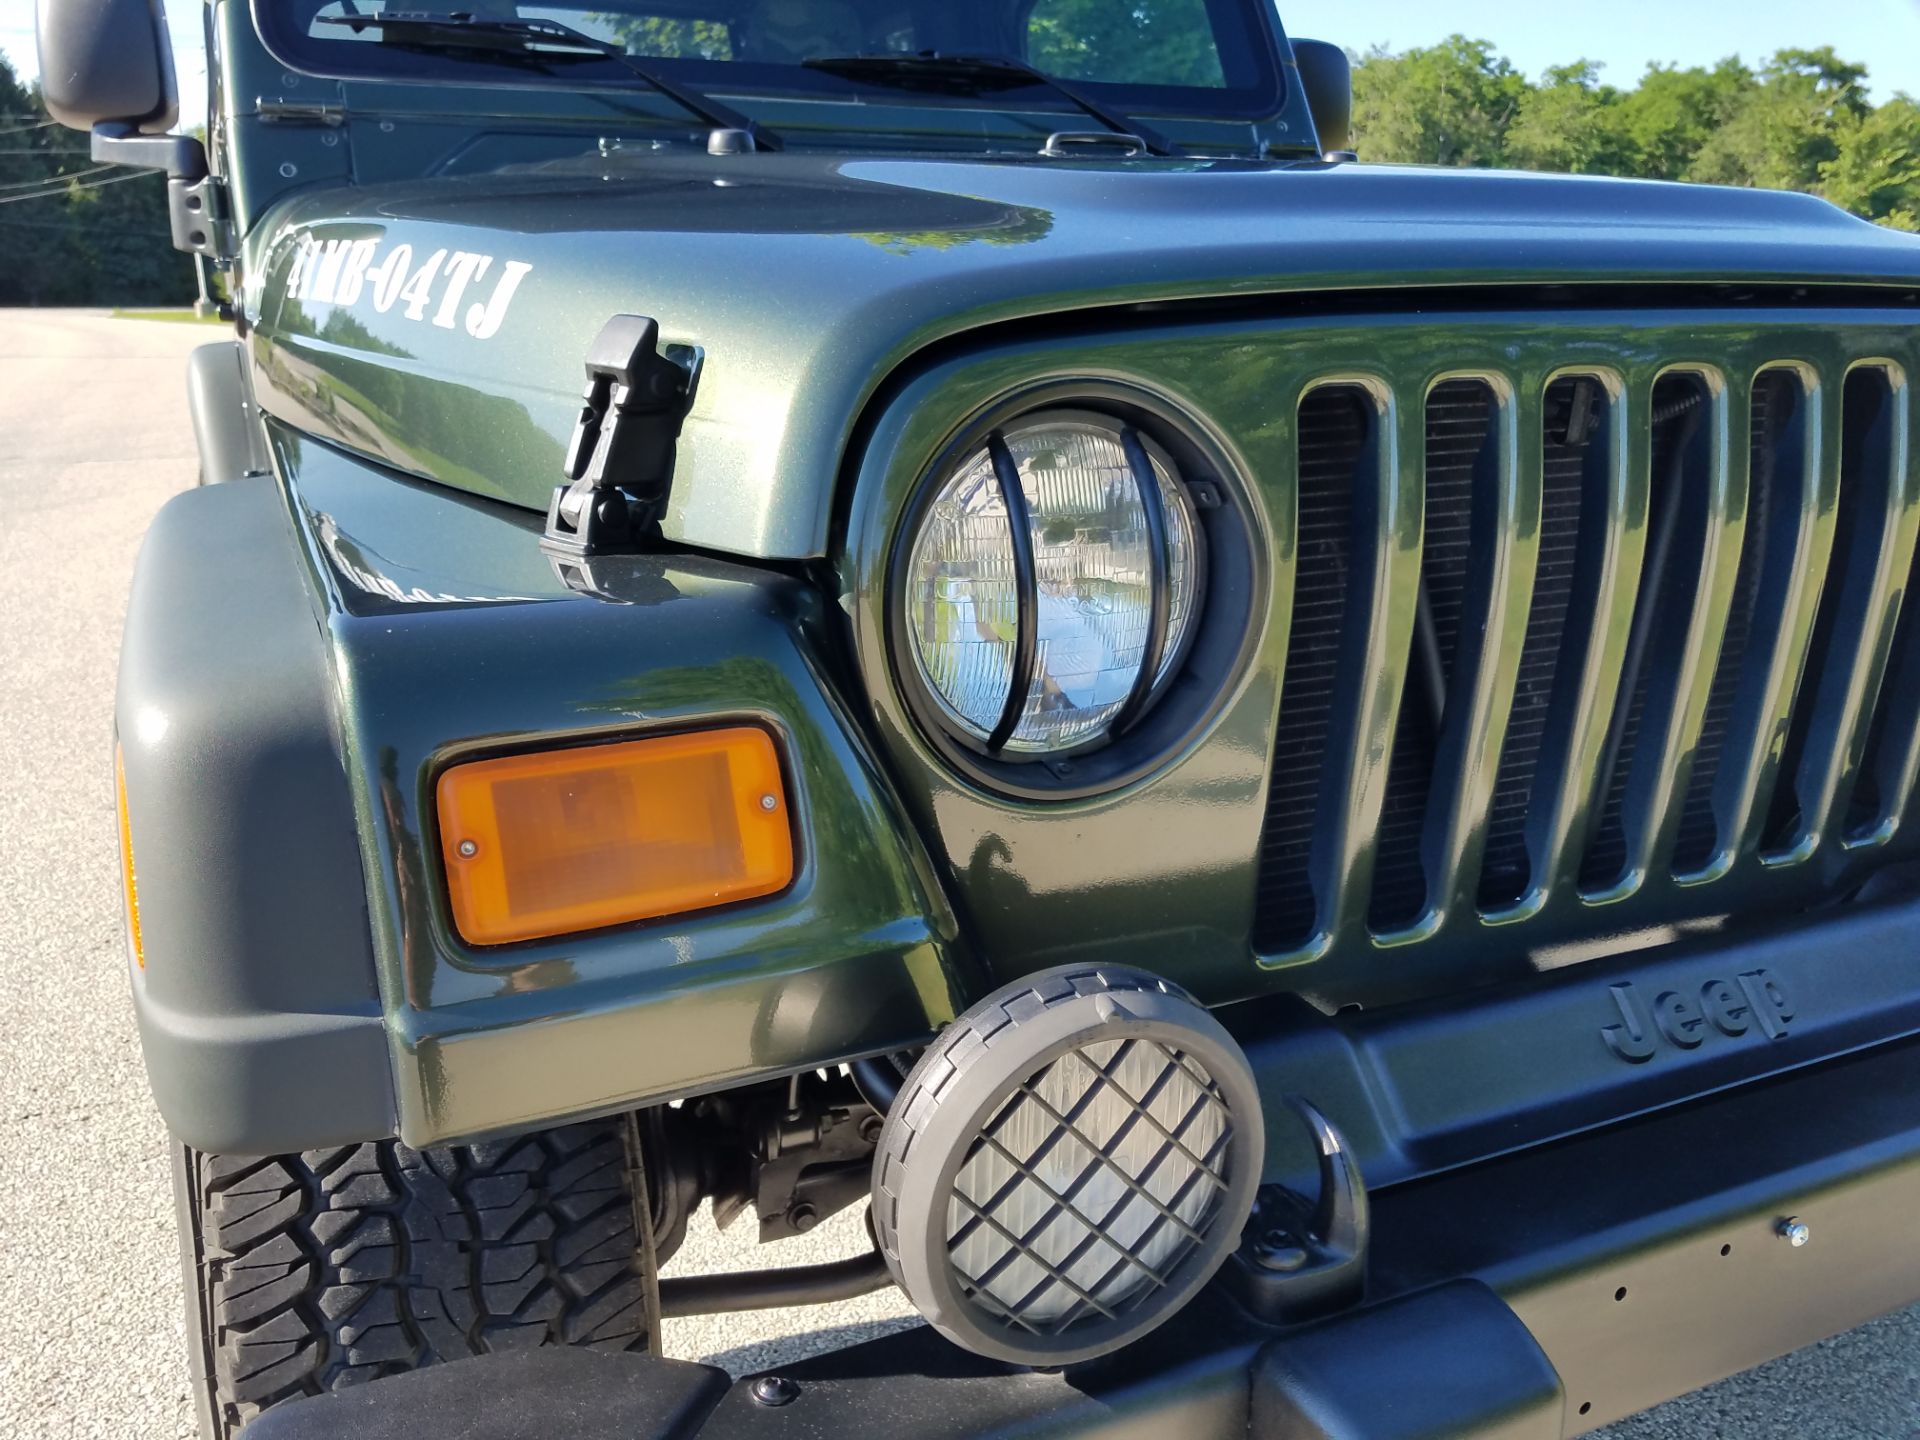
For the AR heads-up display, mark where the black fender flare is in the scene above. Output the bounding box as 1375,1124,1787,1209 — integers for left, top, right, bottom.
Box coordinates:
117,474,395,1151
185,339,271,486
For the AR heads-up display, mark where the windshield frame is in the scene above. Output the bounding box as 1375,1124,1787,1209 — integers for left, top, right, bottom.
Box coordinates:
247,0,1293,132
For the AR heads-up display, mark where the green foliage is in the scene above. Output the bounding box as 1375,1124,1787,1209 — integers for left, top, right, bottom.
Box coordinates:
1350,37,1527,168
0,53,196,306
1348,35,1920,231
592,15,734,59
1027,0,1225,88
1822,97,1920,232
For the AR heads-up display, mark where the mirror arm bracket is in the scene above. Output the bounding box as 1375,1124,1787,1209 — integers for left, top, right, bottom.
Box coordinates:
90,123,234,260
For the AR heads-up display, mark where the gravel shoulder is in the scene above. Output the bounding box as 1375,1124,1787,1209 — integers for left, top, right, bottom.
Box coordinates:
0,308,1913,1439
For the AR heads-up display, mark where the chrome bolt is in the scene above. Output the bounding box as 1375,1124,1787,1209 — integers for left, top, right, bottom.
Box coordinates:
1779,1217,1811,1248
760,794,778,812
751,1375,799,1407
457,840,478,858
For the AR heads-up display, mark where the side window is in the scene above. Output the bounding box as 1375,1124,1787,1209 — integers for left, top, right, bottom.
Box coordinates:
1024,0,1228,88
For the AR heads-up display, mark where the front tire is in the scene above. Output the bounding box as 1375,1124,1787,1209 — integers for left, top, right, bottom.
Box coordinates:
175,1119,656,1439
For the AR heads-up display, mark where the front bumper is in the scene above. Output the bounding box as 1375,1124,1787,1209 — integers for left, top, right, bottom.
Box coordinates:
245,1023,1920,1438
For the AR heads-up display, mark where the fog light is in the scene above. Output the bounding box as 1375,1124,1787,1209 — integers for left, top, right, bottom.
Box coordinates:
872,965,1261,1365
436,727,793,946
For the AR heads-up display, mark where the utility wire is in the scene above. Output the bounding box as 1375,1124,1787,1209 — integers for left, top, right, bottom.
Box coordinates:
0,163,118,192
0,170,157,205
0,117,57,136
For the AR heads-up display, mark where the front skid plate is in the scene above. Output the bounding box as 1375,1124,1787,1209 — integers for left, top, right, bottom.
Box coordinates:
243,1031,1920,1437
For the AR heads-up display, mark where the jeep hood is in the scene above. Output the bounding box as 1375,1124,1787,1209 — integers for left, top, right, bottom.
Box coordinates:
243,151,1920,559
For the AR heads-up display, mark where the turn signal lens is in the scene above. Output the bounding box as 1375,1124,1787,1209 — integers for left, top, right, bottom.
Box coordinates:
115,747,146,971
437,728,793,947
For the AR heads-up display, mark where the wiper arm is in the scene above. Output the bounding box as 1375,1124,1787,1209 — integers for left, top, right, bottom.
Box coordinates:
317,12,781,150
803,51,1175,157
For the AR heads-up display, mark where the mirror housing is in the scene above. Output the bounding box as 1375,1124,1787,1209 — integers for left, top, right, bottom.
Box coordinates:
35,0,179,135
35,0,226,257
1290,39,1355,160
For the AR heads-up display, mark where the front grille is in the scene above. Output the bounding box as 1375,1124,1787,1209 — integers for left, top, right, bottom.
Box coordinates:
1255,338,1920,962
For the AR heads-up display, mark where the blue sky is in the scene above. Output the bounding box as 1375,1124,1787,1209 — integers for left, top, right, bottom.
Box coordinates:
2,0,1917,132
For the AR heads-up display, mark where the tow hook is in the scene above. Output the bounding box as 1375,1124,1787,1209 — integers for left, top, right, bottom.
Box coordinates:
1228,1098,1369,1323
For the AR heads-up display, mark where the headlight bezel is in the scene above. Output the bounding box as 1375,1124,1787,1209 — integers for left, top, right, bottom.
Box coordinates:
886,381,1256,801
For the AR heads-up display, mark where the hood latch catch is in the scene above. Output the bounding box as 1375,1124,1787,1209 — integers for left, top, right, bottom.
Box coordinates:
543,314,700,558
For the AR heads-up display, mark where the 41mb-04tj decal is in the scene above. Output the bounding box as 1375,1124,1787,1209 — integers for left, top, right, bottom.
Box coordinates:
284,234,532,340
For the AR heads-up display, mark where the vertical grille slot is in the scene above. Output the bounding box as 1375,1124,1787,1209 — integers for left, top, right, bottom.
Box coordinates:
1369,380,1496,932
1581,373,1716,891
1478,376,1613,910
1847,384,1920,842
1849,542,1920,837
1674,371,1809,874
1255,386,1371,950
1765,367,1906,855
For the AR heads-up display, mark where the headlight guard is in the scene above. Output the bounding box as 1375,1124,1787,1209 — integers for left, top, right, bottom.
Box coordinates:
887,383,1257,800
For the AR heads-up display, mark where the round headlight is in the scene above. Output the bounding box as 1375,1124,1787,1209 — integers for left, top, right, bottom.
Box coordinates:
902,412,1201,758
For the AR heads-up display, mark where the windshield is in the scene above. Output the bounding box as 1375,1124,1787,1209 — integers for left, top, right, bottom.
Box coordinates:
254,0,1286,124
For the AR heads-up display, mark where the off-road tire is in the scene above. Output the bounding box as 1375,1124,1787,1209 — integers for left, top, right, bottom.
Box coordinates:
175,1118,657,1439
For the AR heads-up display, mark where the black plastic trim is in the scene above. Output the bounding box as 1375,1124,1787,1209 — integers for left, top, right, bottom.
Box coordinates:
185,340,270,486
1227,891,1920,1198
118,477,394,1153
1114,425,1174,735
984,430,1037,755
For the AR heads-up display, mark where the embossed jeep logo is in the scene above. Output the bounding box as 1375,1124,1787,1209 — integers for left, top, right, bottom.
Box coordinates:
1599,969,1795,1063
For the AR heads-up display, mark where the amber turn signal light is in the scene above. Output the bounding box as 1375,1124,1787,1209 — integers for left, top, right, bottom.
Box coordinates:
115,746,146,971
436,728,794,947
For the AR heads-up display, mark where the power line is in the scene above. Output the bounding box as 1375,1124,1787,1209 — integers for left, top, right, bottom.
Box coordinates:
0,118,56,136
0,169,157,205
0,163,118,193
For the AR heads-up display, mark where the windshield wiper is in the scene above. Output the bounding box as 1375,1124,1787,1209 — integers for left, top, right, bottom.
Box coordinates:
317,12,781,149
803,52,1175,157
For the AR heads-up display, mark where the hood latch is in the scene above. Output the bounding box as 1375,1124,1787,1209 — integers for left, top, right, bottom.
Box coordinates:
542,314,700,558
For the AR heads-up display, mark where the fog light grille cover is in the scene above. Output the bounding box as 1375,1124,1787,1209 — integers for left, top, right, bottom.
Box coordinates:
873,966,1261,1365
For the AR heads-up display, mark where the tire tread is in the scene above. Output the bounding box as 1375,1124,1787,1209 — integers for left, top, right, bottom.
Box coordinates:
185,1119,652,1438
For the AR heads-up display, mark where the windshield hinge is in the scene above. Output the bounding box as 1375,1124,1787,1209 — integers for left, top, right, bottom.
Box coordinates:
256,98,348,127
171,174,235,260
542,315,701,558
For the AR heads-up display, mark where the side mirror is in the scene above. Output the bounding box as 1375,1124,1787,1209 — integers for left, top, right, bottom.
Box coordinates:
35,0,225,255
35,0,178,134
1290,39,1355,161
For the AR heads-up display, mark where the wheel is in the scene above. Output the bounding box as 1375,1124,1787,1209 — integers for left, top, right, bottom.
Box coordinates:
174,1117,658,1439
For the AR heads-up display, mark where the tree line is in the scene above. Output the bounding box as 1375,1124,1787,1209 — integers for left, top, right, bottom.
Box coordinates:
0,54,194,307
1349,38,1919,232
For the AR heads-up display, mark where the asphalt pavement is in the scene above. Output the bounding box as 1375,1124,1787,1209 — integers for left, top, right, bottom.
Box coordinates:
0,308,1915,1437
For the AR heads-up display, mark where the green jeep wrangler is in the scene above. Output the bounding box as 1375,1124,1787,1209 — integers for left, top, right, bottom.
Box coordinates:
39,0,1920,1435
